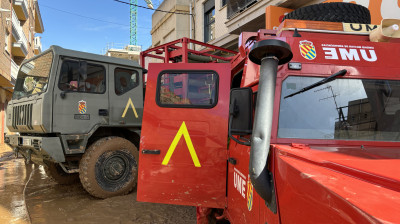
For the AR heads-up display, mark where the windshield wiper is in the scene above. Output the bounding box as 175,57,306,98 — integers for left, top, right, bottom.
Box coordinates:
284,69,347,99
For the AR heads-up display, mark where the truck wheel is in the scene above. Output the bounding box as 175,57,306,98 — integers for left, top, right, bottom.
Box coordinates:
79,137,138,198
283,3,371,24
44,161,79,185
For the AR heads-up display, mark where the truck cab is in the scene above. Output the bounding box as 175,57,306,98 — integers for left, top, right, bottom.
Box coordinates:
136,14,400,224
5,46,144,198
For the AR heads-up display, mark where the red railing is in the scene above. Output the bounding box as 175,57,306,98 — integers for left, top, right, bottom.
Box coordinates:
140,37,238,68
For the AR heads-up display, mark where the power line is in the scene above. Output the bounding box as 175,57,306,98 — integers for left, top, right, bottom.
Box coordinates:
39,3,191,31
40,4,130,27
112,0,193,15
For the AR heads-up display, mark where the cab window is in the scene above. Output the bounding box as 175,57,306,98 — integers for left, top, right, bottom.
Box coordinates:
279,76,400,141
157,71,218,108
115,68,139,95
58,60,105,93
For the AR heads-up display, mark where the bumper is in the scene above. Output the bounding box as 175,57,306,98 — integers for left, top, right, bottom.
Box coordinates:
4,134,65,163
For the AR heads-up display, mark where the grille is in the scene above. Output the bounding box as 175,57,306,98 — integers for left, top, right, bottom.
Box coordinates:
12,104,33,130
32,139,40,149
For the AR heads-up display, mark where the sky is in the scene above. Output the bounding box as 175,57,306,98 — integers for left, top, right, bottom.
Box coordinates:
37,0,160,54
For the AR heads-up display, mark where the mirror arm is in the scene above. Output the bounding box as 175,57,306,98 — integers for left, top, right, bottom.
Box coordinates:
228,115,251,146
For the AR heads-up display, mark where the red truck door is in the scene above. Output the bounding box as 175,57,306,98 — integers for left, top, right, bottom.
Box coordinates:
137,63,230,208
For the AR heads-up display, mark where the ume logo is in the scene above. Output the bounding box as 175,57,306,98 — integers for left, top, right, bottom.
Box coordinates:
322,46,377,62
234,168,246,199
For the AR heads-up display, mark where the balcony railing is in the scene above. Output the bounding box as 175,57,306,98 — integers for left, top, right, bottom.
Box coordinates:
11,9,28,56
34,36,42,55
11,59,19,81
227,0,258,19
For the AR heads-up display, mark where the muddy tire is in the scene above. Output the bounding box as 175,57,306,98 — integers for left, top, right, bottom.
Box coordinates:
283,3,371,24
79,137,139,198
44,162,79,185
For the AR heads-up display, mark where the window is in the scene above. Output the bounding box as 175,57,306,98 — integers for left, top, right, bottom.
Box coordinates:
279,76,400,141
4,30,9,53
157,71,218,108
13,51,53,99
204,0,215,42
115,68,139,95
58,60,105,93
221,0,227,7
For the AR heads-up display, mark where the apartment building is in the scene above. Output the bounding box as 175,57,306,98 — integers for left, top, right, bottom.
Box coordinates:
0,0,44,141
151,0,326,50
151,0,191,47
105,44,141,62
151,0,400,51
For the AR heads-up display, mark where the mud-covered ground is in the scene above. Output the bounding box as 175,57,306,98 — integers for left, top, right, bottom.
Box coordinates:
0,144,196,224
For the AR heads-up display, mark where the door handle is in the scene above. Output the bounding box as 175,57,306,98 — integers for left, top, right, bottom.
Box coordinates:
142,149,161,155
99,109,108,116
228,158,237,165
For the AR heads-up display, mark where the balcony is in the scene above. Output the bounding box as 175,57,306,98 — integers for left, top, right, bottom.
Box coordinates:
34,0,44,33
227,0,257,19
13,0,28,20
34,36,42,55
11,9,28,57
226,0,279,34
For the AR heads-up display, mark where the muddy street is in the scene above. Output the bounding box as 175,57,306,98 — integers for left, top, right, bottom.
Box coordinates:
0,145,196,224
0,149,30,224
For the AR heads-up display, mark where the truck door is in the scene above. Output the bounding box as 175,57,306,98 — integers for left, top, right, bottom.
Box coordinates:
108,65,143,127
137,63,230,208
53,58,108,134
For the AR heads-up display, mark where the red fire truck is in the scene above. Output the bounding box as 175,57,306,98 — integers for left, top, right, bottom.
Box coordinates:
137,3,400,223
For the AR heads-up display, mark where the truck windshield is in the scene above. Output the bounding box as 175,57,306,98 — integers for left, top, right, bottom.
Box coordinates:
279,76,400,142
13,51,53,99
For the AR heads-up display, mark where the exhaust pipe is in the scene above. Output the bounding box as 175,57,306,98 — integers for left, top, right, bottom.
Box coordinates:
248,39,292,207
370,19,400,42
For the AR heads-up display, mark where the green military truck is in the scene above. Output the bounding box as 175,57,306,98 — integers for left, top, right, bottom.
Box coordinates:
4,46,144,198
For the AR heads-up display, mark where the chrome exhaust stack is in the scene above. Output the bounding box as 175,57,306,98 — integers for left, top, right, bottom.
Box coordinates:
370,19,400,42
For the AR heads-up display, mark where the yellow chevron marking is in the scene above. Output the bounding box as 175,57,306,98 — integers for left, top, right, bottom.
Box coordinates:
162,121,201,167
122,98,139,118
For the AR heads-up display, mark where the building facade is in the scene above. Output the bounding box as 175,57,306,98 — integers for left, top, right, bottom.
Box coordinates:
193,0,235,50
151,0,190,47
151,0,191,47
0,0,44,141
194,0,327,50
105,44,141,62
151,0,400,57
150,0,326,51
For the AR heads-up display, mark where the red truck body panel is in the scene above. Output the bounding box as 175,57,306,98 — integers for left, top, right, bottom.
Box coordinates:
275,144,400,223
138,20,400,223
137,63,231,208
225,29,400,223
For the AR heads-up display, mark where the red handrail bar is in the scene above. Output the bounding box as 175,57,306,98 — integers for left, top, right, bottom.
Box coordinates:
140,37,238,68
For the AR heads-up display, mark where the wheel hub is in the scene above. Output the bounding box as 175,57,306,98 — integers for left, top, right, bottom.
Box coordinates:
103,155,127,181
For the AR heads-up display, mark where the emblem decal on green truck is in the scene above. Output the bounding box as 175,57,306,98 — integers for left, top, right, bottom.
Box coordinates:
78,100,87,114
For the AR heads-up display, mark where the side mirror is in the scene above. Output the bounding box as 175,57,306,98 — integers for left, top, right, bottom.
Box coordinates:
79,61,87,79
229,88,253,146
60,91,66,99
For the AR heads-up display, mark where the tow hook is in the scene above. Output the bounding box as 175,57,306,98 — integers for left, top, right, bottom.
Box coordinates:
25,149,32,164
13,148,19,158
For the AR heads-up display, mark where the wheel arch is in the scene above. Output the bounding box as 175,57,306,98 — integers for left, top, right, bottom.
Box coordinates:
87,127,140,150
